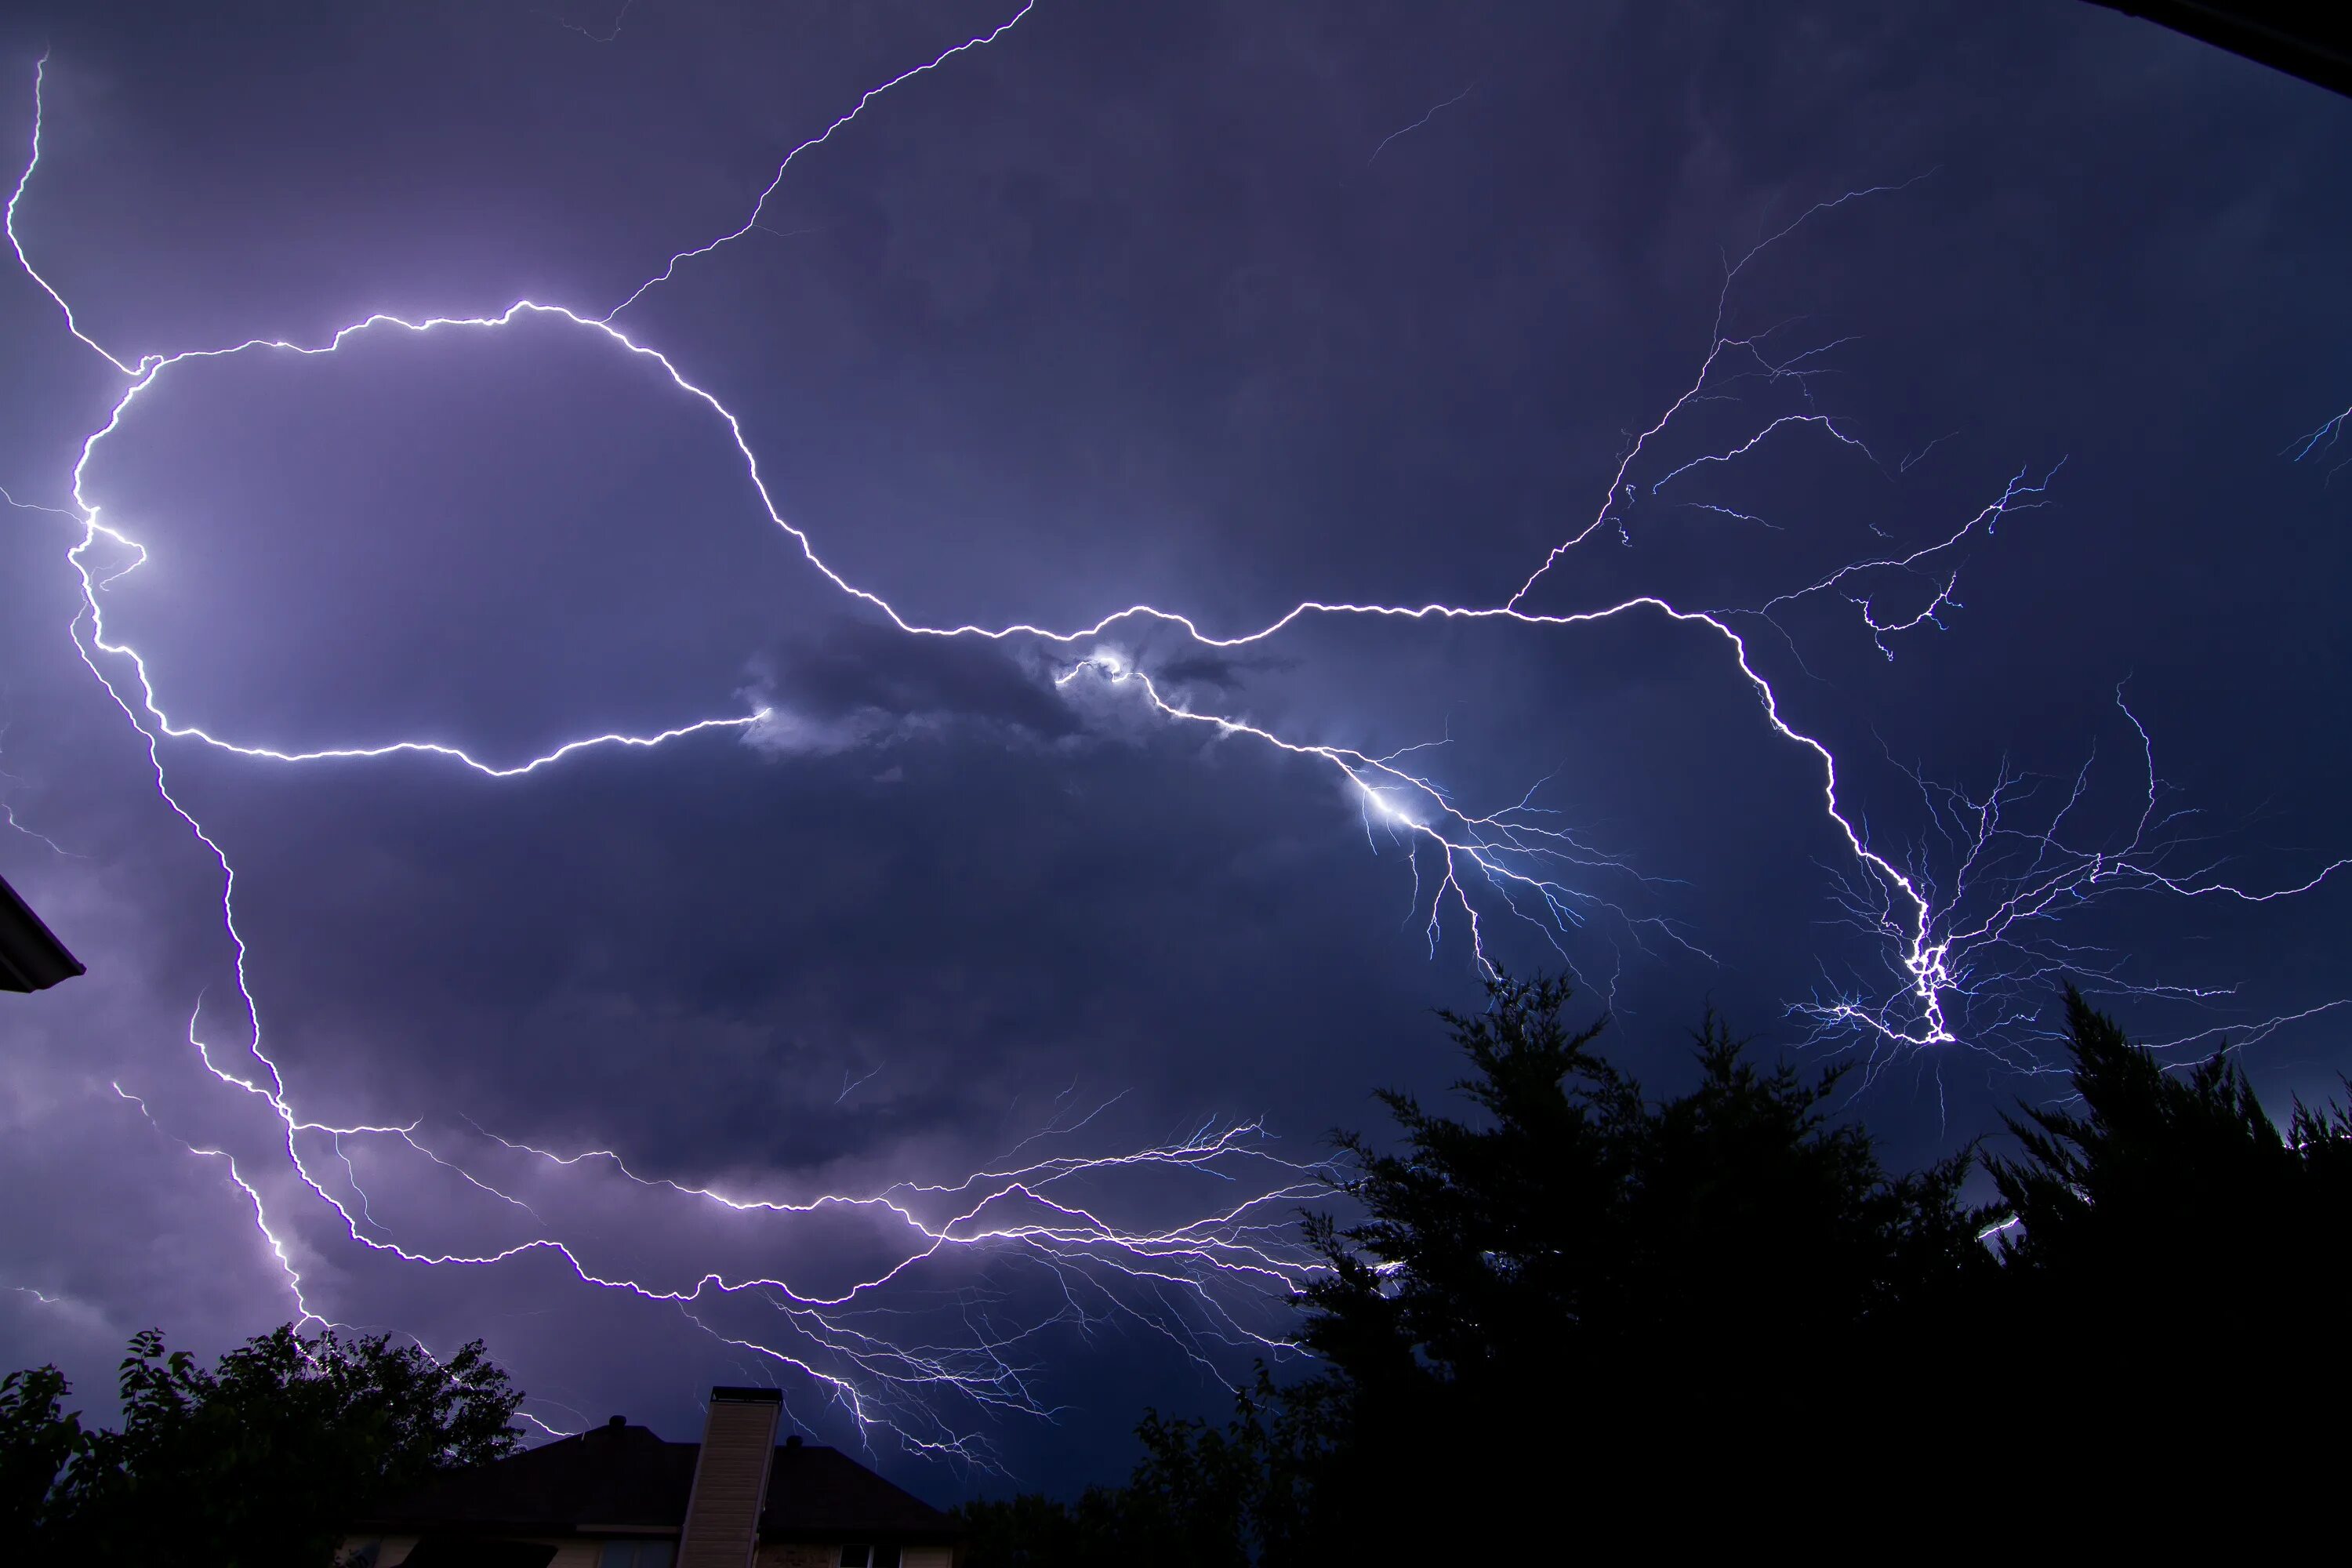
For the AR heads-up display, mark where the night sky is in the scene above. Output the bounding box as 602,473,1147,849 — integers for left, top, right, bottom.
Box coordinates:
2,0,2347,1498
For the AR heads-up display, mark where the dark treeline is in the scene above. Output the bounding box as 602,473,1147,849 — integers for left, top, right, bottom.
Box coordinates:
3,978,2343,1561
959,978,2352,1560
1,1325,520,1565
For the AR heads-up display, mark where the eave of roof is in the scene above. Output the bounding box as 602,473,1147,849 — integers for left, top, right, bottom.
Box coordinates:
2084,2,2352,98
0,871,83,993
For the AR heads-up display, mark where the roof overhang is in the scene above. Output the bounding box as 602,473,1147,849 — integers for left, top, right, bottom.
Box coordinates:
0,872,83,993
2084,2,2352,98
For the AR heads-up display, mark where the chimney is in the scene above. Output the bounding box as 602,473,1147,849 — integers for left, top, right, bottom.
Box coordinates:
677,1386,782,1568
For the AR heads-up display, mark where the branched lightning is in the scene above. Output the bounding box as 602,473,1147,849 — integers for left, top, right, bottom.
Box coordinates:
10,32,1324,1458
8,19,2346,1459
1791,685,2352,1081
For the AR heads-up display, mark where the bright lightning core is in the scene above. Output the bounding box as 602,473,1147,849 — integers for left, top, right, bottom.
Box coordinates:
8,15,2349,1464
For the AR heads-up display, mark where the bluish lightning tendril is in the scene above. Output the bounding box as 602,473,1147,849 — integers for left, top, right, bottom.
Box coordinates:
7,16,2347,1457
2288,403,2351,480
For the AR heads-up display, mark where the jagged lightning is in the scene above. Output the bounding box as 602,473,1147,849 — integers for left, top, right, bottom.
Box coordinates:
6,16,2345,1461
8,31,1328,1456
604,1,1036,321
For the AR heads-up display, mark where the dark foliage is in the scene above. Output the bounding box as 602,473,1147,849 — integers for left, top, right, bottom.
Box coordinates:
9,982,2342,1563
1299,975,1987,1391
961,977,2352,1559
4,1323,522,1567
0,1364,78,1536
957,1367,1322,1568
1980,985,2352,1423
1285,975,1991,1541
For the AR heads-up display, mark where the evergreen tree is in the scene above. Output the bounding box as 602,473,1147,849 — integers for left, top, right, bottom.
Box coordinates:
1980,985,2352,1435
964,977,1999,1558
1290,975,1988,1536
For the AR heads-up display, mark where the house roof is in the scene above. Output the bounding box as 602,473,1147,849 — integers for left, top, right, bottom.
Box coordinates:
361,1419,958,1543
756,1442,957,1538
0,871,83,993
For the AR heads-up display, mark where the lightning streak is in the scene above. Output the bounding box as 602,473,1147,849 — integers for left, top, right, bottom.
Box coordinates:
8,28,2345,1457
1792,684,2350,1079
1366,82,1475,166
603,2,1036,321
2288,404,2350,478
13,31,1323,1454
4,56,141,375
546,0,637,45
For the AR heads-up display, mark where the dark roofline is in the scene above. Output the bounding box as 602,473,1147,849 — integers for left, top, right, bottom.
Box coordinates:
2082,2,2352,98
354,1432,960,1544
708,1386,783,1403
0,871,83,993
350,1523,964,1544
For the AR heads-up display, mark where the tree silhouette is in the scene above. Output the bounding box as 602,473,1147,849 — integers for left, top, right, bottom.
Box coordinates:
1303,975,1986,1381
1287,974,1991,1536
1979,984,2352,1446
0,1364,78,1537
965,977,2352,1552
964,975,2004,1558
5,1323,521,1566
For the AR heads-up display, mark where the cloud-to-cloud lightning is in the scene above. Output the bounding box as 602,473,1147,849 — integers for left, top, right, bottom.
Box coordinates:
9,27,1329,1456
7,8,2345,1458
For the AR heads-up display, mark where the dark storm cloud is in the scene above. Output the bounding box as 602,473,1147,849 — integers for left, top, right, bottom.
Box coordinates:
1,0,2347,1505
743,622,1079,753
1149,650,1298,693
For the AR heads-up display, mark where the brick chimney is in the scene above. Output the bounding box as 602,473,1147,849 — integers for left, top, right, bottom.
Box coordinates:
677,1386,782,1568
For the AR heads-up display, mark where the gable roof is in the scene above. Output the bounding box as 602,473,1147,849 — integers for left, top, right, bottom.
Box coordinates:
361,1420,957,1544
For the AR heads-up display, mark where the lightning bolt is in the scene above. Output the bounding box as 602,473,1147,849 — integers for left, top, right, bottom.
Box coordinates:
8,14,2345,1459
